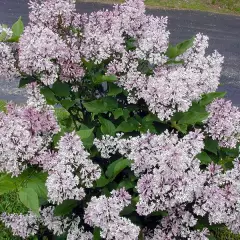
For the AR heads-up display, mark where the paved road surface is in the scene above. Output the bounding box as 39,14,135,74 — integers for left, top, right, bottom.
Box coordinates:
0,0,240,105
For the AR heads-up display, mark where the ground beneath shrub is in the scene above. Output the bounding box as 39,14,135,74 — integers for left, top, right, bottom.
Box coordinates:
0,0,240,106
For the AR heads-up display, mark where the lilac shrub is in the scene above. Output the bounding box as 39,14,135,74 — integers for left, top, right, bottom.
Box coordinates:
0,0,239,239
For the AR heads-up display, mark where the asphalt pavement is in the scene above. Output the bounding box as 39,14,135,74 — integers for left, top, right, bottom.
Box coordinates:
0,0,240,105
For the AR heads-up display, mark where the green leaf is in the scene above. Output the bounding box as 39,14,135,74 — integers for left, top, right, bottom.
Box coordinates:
166,59,184,65
77,125,94,149
126,37,136,51
108,83,122,96
77,126,94,139
178,110,209,125
60,99,75,110
82,58,94,71
123,109,130,120
175,37,194,56
149,210,168,217
208,235,216,240
18,76,36,88
177,102,209,125
0,179,16,195
93,227,101,240
83,97,118,114
143,113,161,122
196,152,212,165
138,59,154,75
26,172,48,199
54,200,78,216
105,158,131,180
166,37,194,59
94,74,117,84
99,117,116,136
0,30,7,41
113,108,123,119
53,130,65,147
116,118,139,132
95,175,110,187
140,121,157,134
120,203,136,216
55,234,67,240
166,45,178,59
199,92,226,106
204,138,219,155
172,122,188,134
18,188,39,214
52,81,70,97
118,180,135,190
10,17,24,42
40,87,58,105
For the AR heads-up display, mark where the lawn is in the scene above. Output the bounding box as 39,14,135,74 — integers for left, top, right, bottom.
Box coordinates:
77,0,240,15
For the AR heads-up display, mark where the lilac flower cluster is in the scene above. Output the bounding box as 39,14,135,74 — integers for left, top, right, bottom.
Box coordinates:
94,130,240,238
1,206,93,240
95,130,205,215
0,42,18,81
114,33,223,120
145,207,209,240
0,212,39,238
19,0,84,86
193,161,240,233
29,0,76,29
67,217,93,240
0,100,59,176
205,99,240,148
19,25,71,85
46,132,101,204
84,188,140,240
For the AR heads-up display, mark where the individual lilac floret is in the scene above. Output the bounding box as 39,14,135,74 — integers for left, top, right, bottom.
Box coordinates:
205,98,240,148
0,103,59,176
0,43,19,81
0,212,39,239
84,188,140,240
46,132,101,204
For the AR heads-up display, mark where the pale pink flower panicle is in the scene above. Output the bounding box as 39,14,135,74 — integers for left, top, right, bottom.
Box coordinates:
205,99,240,148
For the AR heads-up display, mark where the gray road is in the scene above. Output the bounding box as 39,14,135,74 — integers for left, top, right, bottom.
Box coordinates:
0,0,240,105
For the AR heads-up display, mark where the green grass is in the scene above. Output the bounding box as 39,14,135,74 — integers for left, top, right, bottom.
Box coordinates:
214,228,240,240
0,192,28,240
77,0,240,15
